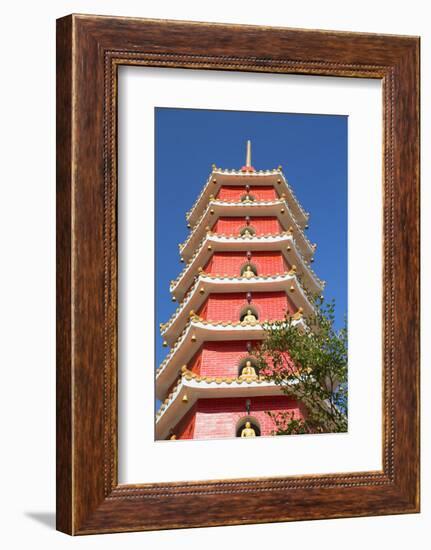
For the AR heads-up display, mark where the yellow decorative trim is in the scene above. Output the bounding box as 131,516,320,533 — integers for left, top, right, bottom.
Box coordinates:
179,366,266,386
185,168,308,230
180,197,312,258
170,229,320,292
159,270,315,341
292,307,304,320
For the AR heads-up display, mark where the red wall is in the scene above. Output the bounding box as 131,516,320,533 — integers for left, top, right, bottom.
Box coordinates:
197,291,296,323
173,396,305,439
188,340,261,378
213,216,281,236
204,251,290,276
217,185,278,201
173,404,197,440
188,348,203,375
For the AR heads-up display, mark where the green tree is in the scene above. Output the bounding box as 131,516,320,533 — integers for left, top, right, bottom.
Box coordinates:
256,296,347,435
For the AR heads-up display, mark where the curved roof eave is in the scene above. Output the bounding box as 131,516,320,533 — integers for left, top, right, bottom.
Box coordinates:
186,169,309,227
170,233,323,301
155,375,286,439
180,198,313,262
161,272,315,345
156,316,305,398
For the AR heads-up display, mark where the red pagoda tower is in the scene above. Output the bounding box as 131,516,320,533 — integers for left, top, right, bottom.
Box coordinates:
155,141,324,440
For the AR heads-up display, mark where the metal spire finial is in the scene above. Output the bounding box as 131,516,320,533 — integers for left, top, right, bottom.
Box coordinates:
246,140,252,167
241,140,255,172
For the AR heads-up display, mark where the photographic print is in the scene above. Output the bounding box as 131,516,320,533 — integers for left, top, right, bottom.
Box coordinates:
155,108,347,441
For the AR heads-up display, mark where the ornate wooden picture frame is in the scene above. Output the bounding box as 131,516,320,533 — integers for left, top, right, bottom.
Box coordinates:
56,14,420,535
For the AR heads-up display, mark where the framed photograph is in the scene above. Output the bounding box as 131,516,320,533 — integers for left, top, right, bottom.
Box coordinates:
56,14,420,534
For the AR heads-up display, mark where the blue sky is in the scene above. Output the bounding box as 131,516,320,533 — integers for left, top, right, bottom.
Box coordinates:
155,107,347,373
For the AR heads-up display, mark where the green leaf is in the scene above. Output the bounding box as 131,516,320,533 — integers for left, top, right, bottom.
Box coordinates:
256,295,348,435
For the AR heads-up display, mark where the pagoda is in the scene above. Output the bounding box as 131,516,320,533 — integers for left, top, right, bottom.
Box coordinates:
155,141,324,440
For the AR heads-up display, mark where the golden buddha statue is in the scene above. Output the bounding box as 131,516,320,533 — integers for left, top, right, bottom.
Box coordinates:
242,265,255,279
240,360,257,379
242,308,257,324
242,228,253,238
241,421,256,438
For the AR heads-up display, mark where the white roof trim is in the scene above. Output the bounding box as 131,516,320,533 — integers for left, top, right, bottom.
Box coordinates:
180,198,313,262
156,317,305,399
186,169,308,226
161,272,315,345
155,376,284,440
170,233,323,301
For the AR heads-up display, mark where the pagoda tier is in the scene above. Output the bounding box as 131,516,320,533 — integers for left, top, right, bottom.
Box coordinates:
187,169,308,228
170,396,306,440
156,372,304,440
158,338,279,400
180,198,314,261
156,141,320,440
161,271,314,345
187,340,264,378
171,232,323,301
156,312,305,399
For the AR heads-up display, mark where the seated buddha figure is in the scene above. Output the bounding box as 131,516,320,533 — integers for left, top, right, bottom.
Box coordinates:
242,264,255,279
240,359,257,380
241,227,253,238
242,308,257,324
241,421,256,438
